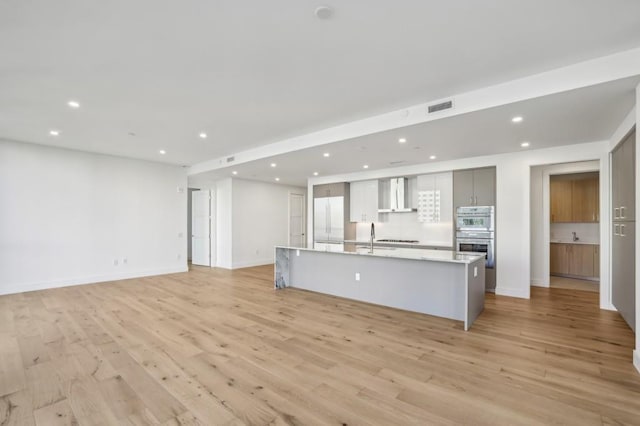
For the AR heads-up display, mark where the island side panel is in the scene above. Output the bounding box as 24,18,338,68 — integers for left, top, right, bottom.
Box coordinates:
274,247,290,289
288,250,466,322
464,258,486,330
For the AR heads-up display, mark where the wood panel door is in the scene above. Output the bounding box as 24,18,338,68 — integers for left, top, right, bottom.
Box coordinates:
551,180,572,223
568,244,594,277
550,243,569,275
572,177,599,222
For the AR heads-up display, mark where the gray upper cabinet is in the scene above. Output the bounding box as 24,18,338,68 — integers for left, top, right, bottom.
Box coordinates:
313,182,347,198
453,167,496,208
612,130,635,221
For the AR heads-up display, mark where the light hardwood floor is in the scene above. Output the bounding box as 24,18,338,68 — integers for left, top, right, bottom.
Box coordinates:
1,264,639,425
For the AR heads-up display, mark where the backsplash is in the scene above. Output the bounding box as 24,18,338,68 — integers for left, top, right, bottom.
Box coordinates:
550,223,599,244
355,212,454,247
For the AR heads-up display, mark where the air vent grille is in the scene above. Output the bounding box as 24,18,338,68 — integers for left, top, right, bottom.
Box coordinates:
428,100,453,114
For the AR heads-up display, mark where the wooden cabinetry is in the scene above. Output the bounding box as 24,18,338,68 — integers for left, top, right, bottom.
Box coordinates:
550,243,599,278
349,180,378,223
550,173,599,223
453,167,496,208
550,181,573,222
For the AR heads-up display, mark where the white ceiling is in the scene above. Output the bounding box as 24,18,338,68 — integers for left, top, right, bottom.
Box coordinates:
2,0,640,168
192,76,640,186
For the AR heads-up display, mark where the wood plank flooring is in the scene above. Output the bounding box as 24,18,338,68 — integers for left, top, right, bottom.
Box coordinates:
1,264,639,425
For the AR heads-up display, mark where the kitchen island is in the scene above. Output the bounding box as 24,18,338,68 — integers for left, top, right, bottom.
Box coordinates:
274,245,486,330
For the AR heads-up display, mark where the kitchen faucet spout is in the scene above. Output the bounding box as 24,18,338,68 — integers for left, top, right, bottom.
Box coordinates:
370,223,375,253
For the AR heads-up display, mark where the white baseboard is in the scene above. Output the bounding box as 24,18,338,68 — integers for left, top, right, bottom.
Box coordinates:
495,286,530,299
530,278,549,288
634,350,640,375
0,266,188,296
231,258,274,269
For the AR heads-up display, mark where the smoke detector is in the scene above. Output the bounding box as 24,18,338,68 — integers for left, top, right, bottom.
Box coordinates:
315,6,333,19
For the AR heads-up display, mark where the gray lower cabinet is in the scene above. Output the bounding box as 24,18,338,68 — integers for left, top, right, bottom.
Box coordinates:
612,222,635,332
453,167,496,208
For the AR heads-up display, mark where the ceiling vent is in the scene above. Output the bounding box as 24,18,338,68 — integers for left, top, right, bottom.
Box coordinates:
428,100,453,114
226,156,235,163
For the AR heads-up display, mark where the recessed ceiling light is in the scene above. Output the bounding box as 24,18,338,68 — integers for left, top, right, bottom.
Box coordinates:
429,155,437,160
398,138,407,143
159,150,166,155
275,177,280,181
49,130,60,136
67,100,80,109
314,6,333,19
521,141,530,148
232,171,238,175
313,172,319,176
270,163,277,168
363,165,369,169
323,153,330,157
511,116,523,123
199,132,207,139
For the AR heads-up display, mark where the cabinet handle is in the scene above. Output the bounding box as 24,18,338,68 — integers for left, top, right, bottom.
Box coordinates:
620,206,626,219
614,224,620,236
614,207,620,219
592,213,595,221
621,224,626,237
469,196,473,205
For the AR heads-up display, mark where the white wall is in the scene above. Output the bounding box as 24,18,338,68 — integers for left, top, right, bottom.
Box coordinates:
231,179,306,268
215,178,233,269
309,141,610,300
0,140,187,295
635,85,640,373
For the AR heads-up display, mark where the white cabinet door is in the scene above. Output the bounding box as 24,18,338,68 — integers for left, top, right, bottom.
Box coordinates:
350,180,378,222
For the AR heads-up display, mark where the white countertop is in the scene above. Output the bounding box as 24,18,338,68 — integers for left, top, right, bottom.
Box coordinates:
550,240,599,245
276,246,485,264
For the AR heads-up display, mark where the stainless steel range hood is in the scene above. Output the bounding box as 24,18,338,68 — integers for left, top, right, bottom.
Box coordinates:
378,177,417,213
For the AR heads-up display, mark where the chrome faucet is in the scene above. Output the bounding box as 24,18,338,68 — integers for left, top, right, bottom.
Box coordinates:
370,222,375,253
572,232,579,242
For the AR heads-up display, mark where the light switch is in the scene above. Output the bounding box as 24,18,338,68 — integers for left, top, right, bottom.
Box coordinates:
296,249,300,256
474,266,478,277
355,272,361,281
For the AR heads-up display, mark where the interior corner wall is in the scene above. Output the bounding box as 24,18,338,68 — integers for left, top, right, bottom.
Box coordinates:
0,140,188,296
231,179,306,269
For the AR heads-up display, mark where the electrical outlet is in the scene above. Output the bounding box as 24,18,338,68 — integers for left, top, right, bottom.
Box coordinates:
474,266,478,277
122,257,128,265
178,232,183,238
355,272,360,281
113,259,118,266
177,254,182,260
177,186,184,193
255,249,259,255
296,249,300,256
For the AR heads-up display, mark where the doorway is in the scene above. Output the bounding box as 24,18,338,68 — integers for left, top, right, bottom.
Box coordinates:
289,193,306,248
549,172,600,292
530,160,608,305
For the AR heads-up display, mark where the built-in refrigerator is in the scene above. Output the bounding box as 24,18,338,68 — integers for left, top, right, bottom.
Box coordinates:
612,129,635,332
313,183,355,251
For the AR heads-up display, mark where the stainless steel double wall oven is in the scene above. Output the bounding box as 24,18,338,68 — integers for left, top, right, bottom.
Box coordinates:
456,206,496,290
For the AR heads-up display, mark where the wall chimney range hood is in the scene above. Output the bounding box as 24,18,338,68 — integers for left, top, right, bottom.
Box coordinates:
378,177,417,213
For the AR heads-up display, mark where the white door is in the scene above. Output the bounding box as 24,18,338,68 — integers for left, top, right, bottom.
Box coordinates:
289,193,305,248
192,190,211,266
